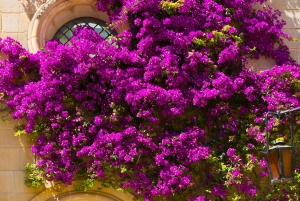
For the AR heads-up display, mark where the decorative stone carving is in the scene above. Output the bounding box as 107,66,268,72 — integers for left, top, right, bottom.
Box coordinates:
20,0,49,15
35,0,63,19
27,0,110,53
27,0,128,53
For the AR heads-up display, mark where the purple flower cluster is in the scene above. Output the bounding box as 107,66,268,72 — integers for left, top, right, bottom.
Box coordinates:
0,0,299,200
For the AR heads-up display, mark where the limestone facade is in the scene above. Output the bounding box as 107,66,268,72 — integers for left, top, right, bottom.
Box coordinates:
0,0,299,200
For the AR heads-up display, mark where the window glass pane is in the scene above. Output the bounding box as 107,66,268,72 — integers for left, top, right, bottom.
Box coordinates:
94,25,103,33
59,35,68,44
100,31,109,39
54,32,63,40
89,23,97,28
53,17,117,44
65,30,73,39
61,27,69,34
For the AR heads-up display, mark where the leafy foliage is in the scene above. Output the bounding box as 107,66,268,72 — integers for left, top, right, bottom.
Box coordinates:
0,0,300,200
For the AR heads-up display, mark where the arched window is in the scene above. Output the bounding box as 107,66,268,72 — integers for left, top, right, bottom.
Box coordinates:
53,17,117,44
48,192,121,201
30,181,136,201
28,0,129,52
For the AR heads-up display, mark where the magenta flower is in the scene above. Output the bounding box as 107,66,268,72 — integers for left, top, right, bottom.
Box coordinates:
0,0,298,199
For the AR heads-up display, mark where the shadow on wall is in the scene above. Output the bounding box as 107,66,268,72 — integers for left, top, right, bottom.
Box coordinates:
250,0,300,70
20,0,47,15
257,0,300,29
269,0,300,9
252,0,300,11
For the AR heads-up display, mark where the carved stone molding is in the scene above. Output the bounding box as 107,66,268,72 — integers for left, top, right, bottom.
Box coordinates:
20,0,48,15
27,0,108,52
30,180,137,201
35,0,66,19
27,0,129,53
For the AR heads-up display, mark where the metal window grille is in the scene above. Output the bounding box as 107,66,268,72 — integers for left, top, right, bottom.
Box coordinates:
53,17,116,44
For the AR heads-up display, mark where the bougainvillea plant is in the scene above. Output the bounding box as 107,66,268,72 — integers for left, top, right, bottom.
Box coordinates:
1,0,300,200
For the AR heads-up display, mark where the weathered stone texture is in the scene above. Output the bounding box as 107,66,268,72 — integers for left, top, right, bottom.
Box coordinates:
2,14,19,32
0,148,20,171
0,172,15,193
0,0,21,13
19,13,31,33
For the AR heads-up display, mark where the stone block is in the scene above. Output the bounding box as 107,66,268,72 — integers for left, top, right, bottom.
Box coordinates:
267,0,300,9
14,171,45,193
73,4,95,13
69,193,116,201
45,22,56,42
282,10,300,29
249,56,277,71
0,148,20,170
0,194,8,201
282,28,300,48
0,117,26,129
8,193,36,201
0,172,14,193
19,13,31,33
18,32,29,49
252,2,300,29
2,14,19,33
252,0,300,10
19,148,35,170
95,11,110,22
53,9,73,30
0,33,18,41
73,11,102,20
290,48,299,63
0,0,21,13
0,129,31,148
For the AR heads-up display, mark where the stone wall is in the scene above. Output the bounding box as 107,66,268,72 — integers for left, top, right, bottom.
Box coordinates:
0,1,43,200
0,0,299,200
0,111,43,201
0,0,31,50
251,0,300,70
